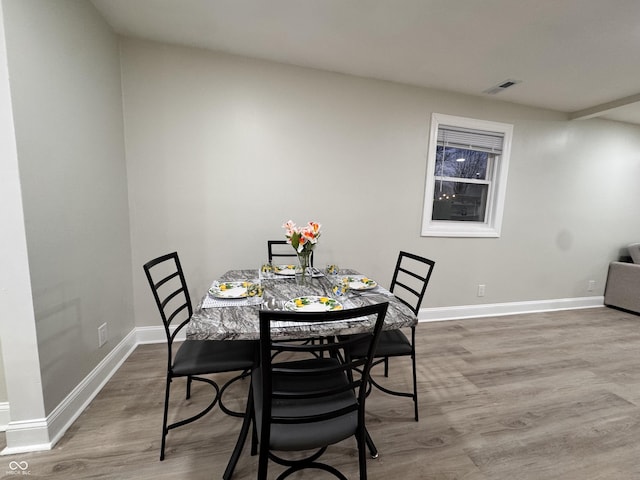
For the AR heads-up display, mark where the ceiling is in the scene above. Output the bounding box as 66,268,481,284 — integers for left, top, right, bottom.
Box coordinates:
91,0,640,125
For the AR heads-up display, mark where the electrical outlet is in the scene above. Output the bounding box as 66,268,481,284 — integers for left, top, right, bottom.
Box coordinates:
98,323,108,347
588,280,596,292
477,284,486,297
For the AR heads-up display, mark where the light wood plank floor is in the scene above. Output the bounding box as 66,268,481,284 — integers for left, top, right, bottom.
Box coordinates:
2,307,640,479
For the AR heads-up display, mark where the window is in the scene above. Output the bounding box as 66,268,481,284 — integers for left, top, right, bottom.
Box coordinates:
421,113,513,237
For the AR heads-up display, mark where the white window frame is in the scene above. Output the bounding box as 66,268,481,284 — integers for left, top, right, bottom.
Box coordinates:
421,113,513,238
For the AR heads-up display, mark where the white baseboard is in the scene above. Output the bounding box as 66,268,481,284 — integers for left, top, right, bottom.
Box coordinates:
418,296,604,322
0,402,9,432
1,329,138,455
1,419,50,455
45,329,139,448
0,295,606,454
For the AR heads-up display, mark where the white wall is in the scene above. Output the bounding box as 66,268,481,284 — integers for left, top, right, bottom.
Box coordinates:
120,38,640,327
0,0,46,445
2,0,133,416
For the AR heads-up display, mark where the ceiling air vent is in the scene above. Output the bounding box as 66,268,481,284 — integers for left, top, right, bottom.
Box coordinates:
483,79,522,95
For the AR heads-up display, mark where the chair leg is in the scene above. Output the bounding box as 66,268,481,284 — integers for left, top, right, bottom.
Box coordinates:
365,428,378,459
411,327,418,422
160,376,172,461
358,427,369,480
219,370,251,417
412,349,418,421
367,328,419,422
186,375,192,399
162,376,219,460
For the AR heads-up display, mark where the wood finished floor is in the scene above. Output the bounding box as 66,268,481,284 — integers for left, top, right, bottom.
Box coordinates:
2,306,640,479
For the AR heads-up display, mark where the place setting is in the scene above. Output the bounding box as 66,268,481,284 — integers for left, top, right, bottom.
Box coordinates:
335,272,385,297
341,275,378,291
269,263,324,278
324,264,379,291
202,279,264,308
283,295,343,312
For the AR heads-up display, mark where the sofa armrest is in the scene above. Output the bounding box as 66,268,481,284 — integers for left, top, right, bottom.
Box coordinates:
604,262,640,314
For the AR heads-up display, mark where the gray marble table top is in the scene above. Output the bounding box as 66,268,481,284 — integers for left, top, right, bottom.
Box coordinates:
187,269,417,340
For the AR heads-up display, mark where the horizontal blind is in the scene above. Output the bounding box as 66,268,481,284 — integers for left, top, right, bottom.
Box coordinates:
437,125,504,153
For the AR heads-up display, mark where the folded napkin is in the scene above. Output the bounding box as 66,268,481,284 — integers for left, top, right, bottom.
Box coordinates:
202,295,263,308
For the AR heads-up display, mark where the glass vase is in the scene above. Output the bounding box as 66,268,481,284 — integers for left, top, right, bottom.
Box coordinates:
296,250,312,280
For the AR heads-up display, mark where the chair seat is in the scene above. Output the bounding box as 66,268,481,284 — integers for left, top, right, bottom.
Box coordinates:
346,329,412,358
172,340,256,376
252,358,358,452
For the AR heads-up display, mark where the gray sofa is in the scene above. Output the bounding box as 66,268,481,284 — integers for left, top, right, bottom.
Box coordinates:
604,243,640,314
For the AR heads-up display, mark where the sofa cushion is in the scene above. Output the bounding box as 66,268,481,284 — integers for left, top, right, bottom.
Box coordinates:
629,243,640,264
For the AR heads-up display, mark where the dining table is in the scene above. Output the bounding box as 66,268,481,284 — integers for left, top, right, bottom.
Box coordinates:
187,266,417,479
186,267,418,341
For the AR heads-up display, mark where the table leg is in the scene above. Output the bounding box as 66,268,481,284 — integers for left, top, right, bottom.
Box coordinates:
223,386,253,480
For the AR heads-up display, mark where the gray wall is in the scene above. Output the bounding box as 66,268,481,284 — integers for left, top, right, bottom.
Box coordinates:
0,343,5,404
121,38,640,328
2,0,133,414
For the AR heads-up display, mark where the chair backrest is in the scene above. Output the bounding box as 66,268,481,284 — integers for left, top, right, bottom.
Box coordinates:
389,251,435,315
257,302,389,435
143,252,193,354
267,240,313,266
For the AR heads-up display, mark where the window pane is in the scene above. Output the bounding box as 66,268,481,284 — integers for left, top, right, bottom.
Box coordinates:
434,147,489,180
432,181,488,222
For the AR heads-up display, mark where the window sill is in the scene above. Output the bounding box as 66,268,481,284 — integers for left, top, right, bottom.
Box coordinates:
421,221,500,238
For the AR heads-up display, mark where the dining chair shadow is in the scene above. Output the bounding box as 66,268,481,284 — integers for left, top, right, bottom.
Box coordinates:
224,302,389,480
143,251,257,460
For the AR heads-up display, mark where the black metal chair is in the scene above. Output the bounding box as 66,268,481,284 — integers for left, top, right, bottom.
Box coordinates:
345,251,435,421
236,303,389,479
143,252,257,460
267,239,313,267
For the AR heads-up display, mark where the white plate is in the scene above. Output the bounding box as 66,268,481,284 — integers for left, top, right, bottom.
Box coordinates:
208,281,250,298
273,265,324,277
342,276,378,290
273,264,297,276
284,296,343,312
